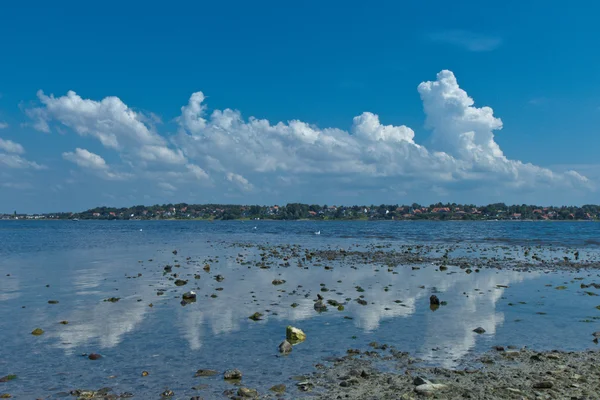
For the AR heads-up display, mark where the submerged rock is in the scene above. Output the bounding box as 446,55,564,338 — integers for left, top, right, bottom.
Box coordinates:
278,340,292,354
88,353,102,360
174,279,188,286
31,328,44,336
194,369,218,377
269,384,286,393
286,326,306,343
224,369,242,380
237,387,258,398
0,375,17,383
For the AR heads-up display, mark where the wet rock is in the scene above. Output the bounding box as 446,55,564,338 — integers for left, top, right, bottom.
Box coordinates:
236,387,258,398
88,353,102,360
473,327,486,334
172,250,178,255
182,291,197,300
356,298,367,306
248,312,263,321
339,378,359,387
414,383,446,395
174,279,188,286
278,340,292,354
203,264,210,272
224,369,242,380
161,389,174,397
272,279,286,285
31,328,44,336
194,274,201,279
593,331,600,338
429,295,440,305
0,394,11,398
48,300,59,304
533,381,553,389
194,369,218,377
141,371,149,377
104,297,120,303
314,300,328,312
413,376,431,386
215,275,224,282
164,266,172,272
269,384,286,393
0,375,17,383
286,326,306,343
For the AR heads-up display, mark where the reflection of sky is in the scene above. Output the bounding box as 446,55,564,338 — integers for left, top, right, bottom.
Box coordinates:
1,238,592,371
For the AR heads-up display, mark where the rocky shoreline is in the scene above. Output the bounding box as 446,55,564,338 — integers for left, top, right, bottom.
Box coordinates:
303,347,600,400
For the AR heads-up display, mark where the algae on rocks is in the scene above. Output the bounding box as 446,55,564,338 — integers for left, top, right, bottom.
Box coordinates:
286,326,306,344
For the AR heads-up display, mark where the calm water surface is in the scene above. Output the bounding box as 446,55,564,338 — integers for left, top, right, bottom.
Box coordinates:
1,221,600,399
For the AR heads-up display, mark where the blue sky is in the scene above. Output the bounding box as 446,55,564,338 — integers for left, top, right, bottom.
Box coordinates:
1,0,599,213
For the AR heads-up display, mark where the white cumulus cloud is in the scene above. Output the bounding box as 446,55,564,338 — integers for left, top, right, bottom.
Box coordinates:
0,138,25,154
26,70,593,204
62,148,129,181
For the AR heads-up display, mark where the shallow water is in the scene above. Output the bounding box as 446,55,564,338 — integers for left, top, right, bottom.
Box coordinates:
1,220,600,398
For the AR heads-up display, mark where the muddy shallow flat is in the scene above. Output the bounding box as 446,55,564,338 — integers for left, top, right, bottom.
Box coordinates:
1,220,600,398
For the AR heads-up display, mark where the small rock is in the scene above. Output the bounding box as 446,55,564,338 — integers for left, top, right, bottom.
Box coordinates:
224,369,242,380
533,381,553,389
237,387,258,398
59,320,69,325
269,384,286,393
104,297,120,303
272,279,286,285
182,291,197,300
413,376,431,386
286,326,306,343
174,279,188,286
415,383,446,395
88,353,102,360
161,389,174,397
248,312,263,321
215,275,224,282
314,300,327,312
429,295,440,305
0,375,17,383
473,327,486,334
31,328,44,336
278,340,292,354
194,369,218,377
141,371,149,377
48,300,59,304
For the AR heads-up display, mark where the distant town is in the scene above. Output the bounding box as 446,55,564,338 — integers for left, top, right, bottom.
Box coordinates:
1,203,600,221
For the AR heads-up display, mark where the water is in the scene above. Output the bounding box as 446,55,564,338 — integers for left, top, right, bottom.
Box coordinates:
1,220,600,399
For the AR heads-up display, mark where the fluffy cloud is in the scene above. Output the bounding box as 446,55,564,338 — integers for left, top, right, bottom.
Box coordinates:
0,138,24,154
173,70,589,201
0,153,46,170
62,148,129,181
63,148,108,170
0,137,45,171
27,70,592,204
29,90,189,167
